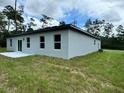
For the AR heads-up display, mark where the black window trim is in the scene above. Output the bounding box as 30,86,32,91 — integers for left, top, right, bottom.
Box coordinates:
54,34,61,49
27,37,30,48
10,39,12,47
94,40,96,45
40,36,45,49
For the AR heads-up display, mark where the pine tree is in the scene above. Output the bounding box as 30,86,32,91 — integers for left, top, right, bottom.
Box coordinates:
3,5,24,32
85,19,92,28
116,25,124,40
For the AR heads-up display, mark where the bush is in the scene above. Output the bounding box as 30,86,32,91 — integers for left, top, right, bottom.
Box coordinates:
0,32,10,47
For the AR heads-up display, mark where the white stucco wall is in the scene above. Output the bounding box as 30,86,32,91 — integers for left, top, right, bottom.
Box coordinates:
7,37,16,51
7,30,69,59
68,30,101,59
7,29,101,59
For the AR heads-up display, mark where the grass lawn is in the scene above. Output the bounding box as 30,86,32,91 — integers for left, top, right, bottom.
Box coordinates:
0,48,7,52
0,49,124,93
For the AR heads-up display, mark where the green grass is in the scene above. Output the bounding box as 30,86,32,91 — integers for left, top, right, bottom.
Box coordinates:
0,48,7,52
0,48,124,93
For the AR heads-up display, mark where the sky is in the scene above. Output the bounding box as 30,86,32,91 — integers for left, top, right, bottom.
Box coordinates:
0,0,124,29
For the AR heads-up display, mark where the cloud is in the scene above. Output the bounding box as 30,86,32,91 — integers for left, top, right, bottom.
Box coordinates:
0,0,14,7
0,0,14,11
0,0,23,11
23,0,124,25
102,9,122,22
24,0,71,19
1,0,124,27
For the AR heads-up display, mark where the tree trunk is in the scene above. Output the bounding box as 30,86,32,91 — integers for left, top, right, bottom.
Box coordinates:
7,19,10,32
15,0,17,32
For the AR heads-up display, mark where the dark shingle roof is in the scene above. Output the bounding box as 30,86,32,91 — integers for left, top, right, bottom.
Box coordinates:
8,24,100,40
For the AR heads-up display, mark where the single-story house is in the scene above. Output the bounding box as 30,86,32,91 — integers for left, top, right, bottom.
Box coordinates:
7,24,101,59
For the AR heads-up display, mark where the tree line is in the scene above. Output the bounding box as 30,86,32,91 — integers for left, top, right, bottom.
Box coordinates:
0,4,124,50
84,19,124,50
0,4,61,47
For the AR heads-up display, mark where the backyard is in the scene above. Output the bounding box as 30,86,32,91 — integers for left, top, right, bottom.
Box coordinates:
0,48,124,93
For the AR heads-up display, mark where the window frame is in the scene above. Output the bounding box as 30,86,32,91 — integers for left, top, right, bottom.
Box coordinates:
26,37,30,48
10,39,12,47
94,40,96,45
54,34,61,49
40,36,45,49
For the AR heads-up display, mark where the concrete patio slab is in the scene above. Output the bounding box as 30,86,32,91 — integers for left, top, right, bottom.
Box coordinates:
0,52,33,58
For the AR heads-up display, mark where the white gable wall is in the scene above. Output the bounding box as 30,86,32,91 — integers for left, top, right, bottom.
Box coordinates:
68,30,101,59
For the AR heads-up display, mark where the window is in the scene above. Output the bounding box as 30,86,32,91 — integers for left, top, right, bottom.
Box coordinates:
40,36,45,48
27,37,30,48
10,39,12,47
54,34,61,49
94,40,96,45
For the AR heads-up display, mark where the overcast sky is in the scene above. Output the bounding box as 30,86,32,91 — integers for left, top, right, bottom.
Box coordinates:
0,0,124,27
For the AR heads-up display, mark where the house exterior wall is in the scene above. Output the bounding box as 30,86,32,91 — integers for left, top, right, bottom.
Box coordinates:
7,29,101,59
68,30,101,59
7,37,17,51
7,30,69,59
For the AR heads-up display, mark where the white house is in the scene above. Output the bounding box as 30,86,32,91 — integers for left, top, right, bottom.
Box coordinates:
7,24,101,59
